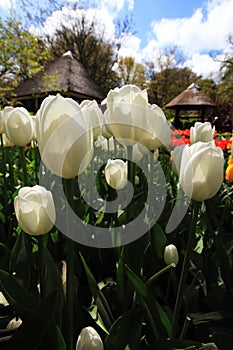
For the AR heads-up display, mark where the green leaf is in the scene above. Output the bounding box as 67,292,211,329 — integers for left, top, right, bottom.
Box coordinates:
116,247,127,306
214,236,231,289
126,265,172,338
39,323,66,350
146,338,202,349
210,327,233,350
87,304,109,334
9,232,35,287
105,308,145,350
0,269,39,319
125,265,148,298
150,223,167,259
4,289,58,350
79,252,114,330
41,246,64,324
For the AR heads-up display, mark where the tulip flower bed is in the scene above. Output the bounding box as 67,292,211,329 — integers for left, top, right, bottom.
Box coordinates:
171,128,232,150
0,86,233,350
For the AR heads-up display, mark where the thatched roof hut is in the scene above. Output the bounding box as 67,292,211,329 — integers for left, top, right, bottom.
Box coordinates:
166,83,216,127
13,51,105,112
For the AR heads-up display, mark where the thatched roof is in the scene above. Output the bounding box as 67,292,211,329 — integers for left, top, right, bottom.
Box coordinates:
14,51,105,102
166,83,216,110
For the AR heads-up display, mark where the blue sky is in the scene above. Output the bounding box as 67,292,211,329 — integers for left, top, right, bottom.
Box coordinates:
128,0,205,46
1,0,233,78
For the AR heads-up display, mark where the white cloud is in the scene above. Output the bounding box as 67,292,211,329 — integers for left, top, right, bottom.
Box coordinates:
33,5,116,42
141,0,233,78
0,0,12,10
118,33,141,60
184,53,222,77
149,0,233,54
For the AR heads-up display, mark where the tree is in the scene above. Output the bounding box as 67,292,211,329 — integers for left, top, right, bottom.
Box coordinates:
146,46,199,111
207,35,233,122
0,15,49,104
117,56,147,88
148,66,199,109
45,10,120,94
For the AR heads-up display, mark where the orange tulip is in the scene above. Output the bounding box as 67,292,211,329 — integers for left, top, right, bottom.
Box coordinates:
225,156,233,182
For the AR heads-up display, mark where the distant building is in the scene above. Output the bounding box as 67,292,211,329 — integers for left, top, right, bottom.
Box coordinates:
166,83,216,128
12,51,105,112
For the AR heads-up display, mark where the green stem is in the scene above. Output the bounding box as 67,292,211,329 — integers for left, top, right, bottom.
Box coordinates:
180,316,191,340
147,263,176,286
126,145,134,223
171,200,200,338
66,237,75,350
148,150,154,218
38,236,45,299
33,141,39,183
18,146,28,185
0,134,8,208
113,137,117,158
0,134,7,178
64,179,75,350
90,159,94,225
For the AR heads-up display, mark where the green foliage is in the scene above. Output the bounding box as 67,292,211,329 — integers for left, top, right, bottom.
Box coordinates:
0,15,49,104
148,66,199,109
118,56,147,89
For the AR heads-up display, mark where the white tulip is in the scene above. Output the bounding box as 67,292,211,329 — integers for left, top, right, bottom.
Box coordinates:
94,135,115,152
31,115,37,141
1,133,14,147
2,106,33,146
106,85,170,149
102,110,113,139
80,100,103,142
164,244,179,266
0,110,4,134
14,185,56,235
171,145,186,174
190,122,215,144
124,143,150,162
105,159,128,190
140,104,171,151
76,326,103,350
36,94,93,178
176,141,224,201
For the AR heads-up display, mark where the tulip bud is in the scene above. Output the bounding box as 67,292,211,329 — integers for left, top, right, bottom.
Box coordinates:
105,159,128,190
178,141,224,201
76,326,103,350
14,185,56,235
2,106,33,146
190,122,215,144
7,317,22,330
164,244,179,266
